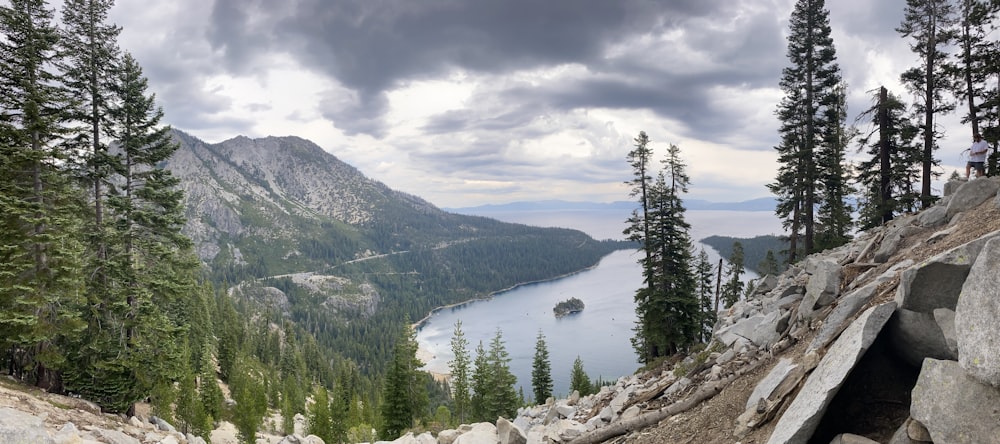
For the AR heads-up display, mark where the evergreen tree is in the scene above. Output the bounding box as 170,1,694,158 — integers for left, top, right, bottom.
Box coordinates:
0,0,87,390
469,340,490,422
530,330,553,404
448,320,471,424
308,386,334,444
694,249,717,343
623,131,654,296
855,88,923,229
63,52,195,413
175,364,210,439
379,325,428,439
198,342,224,425
58,0,120,289
631,143,699,362
721,242,746,308
757,250,782,277
569,356,592,397
815,83,854,251
770,0,846,260
898,0,957,207
231,358,267,444
469,330,519,422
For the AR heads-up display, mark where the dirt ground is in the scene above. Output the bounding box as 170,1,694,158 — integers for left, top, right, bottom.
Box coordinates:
609,196,1000,444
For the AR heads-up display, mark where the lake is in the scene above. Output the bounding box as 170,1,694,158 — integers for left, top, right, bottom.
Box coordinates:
416,208,784,400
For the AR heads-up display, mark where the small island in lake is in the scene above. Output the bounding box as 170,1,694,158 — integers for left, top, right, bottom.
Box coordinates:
553,297,585,317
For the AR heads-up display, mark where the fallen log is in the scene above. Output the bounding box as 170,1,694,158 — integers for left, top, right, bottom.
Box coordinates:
567,356,771,444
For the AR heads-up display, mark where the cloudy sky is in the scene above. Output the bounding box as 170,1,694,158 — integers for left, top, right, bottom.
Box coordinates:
103,0,975,208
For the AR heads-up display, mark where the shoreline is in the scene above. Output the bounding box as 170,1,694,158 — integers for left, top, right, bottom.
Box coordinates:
410,253,620,379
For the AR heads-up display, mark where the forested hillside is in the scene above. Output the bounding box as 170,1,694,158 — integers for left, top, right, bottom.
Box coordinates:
701,234,788,276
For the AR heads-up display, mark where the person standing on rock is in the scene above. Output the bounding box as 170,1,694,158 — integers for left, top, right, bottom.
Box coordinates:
965,133,989,179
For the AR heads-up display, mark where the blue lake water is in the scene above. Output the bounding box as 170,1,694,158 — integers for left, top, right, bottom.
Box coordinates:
417,209,784,400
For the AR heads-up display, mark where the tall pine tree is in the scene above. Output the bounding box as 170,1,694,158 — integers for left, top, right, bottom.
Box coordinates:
530,330,553,404
770,0,846,260
898,0,956,207
0,0,87,390
448,320,471,424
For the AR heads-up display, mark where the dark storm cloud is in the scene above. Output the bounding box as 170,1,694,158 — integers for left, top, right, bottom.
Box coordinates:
205,0,738,136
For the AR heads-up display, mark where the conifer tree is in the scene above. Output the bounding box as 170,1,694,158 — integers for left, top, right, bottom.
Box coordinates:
0,0,87,390
898,0,957,207
721,242,745,308
624,131,654,295
309,386,334,443
469,329,518,422
569,356,592,397
379,325,428,439
58,0,120,282
855,88,922,229
448,320,471,424
631,144,698,362
815,84,854,251
694,249,717,343
771,0,846,259
530,330,553,404
469,340,490,422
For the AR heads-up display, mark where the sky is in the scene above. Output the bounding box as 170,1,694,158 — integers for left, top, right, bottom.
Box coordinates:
100,0,980,208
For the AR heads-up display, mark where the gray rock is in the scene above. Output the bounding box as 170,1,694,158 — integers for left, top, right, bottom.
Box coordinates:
932,308,958,357
151,416,176,433
916,205,949,227
946,176,1000,218
0,408,55,444
873,229,904,263
911,359,1000,443
756,274,779,295
745,358,798,410
438,429,461,444
716,311,782,349
800,260,842,320
767,302,896,444
90,428,139,444
808,282,879,353
453,423,498,444
887,309,955,368
496,418,526,444
895,230,1000,313
943,179,964,197
187,433,209,444
829,433,880,444
887,418,923,444
956,236,1000,387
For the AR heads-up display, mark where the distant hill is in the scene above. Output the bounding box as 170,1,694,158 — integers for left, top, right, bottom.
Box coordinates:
164,129,630,373
446,197,777,214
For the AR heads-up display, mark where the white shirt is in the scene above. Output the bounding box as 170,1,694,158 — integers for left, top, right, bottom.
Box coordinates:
970,139,989,162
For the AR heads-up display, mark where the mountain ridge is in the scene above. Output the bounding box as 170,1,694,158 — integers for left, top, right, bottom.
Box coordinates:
446,197,778,213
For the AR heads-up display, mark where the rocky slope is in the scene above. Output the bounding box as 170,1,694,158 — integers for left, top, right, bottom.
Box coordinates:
5,178,1000,443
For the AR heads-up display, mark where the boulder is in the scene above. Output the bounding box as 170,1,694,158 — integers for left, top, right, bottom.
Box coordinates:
911,359,1000,443
497,418,528,444
745,358,798,410
895,230,1000,313
916,205,948,227
807,282,879,352
955,236,1000,387
767,302,896,444
886,309,956,368
716,311,783,349
945,176,1000,218
873,229,905,263
454,422,498,444
0,408,55,444
89,428,139,444
932,308,958,356
830,433,880,444
799,260,842,320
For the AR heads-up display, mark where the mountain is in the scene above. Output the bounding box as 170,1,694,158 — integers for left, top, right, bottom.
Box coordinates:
163,130,628,371
445,197,778,214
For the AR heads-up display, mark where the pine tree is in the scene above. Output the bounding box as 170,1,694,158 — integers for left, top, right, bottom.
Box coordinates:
530,330,553,404
898,0,957,207
815,83,854,251
484,328,519,419
757,250,782,277
62,52,195,413
624,131,654,295
58,0,120,289
448,320,472,424
309,386,334,443
379,325,428,439
694,249,717,343
631,143,699,362
721,242,746,308
198,342,224,425
770,0,846,260
0,0,87,390
855,88,923,229
470,340,490,422
569,356,592,396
